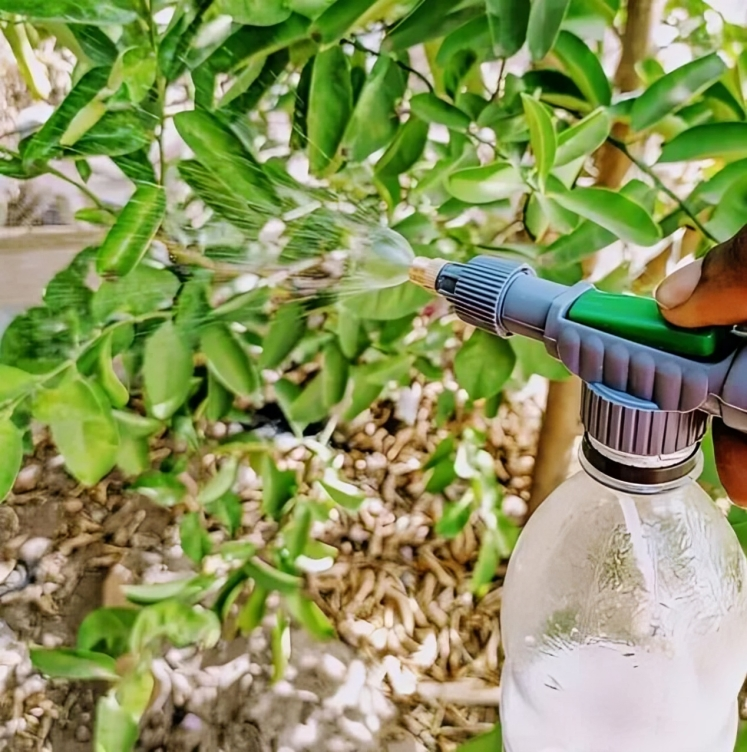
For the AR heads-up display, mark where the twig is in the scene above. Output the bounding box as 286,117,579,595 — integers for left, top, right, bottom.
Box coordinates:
606,136,717,244
343,38,435,93
491,58,507,101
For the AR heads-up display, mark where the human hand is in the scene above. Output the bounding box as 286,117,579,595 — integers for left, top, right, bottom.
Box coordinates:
656,226,747,505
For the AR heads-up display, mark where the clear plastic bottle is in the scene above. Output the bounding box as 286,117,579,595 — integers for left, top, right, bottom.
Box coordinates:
500,441,747,752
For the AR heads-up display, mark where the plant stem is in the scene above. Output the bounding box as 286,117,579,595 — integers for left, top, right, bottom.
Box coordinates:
606,136,718,244
343,38,435,93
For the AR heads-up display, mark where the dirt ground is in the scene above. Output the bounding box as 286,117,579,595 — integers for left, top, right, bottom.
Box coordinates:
0,383,542,752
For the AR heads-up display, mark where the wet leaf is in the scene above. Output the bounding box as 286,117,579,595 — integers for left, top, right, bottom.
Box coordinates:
527,0,571,60
0,420,24,502
201,324,258,398
180,512,212,564
446,162,528,204
259,302,307,370
238,585,268,634
554,108,610,166
553,31,611,107
521,94,556,189
262,455,298,520
410,92,471,132
658,123,747,163
486,0,529,58
319,477,365,510
0,0,137,24
285,592,336,640
215,0,292,25
343,282,432,320
77,608,138,658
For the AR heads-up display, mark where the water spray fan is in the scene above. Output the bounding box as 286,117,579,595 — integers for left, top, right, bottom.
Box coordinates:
410,254,747,472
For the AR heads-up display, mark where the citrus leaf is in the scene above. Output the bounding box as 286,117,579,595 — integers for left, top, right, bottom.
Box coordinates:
322,340,349,406
0,0,137,25
307,46,353,176
521,94,556,190
143,321,194,421
342,282,432,320
631,53,726,132
94,694,139,752
36,378,119,486
259,302,306,370
553,31,611,107
549,185,661,246
285,592,336,640
446,161,529,204
410,92,471,132
261,455,297,520
214,0,292,25
238,585,268,634
201,323,258,398
454,330,516,400
0,365,37,404
76,608,138,658
486,0,529,58
243,558,302,594
658,123,747,163
180,512,212,564
312,0,379,44
30,648,119,681
0,419,23,502
319,477,365,510
554,108,610,166
527,0,571,60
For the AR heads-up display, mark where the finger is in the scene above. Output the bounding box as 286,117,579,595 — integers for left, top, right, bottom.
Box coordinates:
713,420,747,507
655,225,747,328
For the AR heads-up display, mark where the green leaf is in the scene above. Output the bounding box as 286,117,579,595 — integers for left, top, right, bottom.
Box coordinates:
201,324,258,398
486,0,529,57
706,172,747,243
180,512,212,564
97,332,129,410
386,0,482,52
35,378,119,486
437,16,491,66
206,491,243,536
631,53,726,133
215,0,292,25
658,123,747,163
472,530,501,596
521,95,556,190
173,110,280,214
454,330,516,400
344,54,405,163
319,477,365,511
287,374,328,427
527,0,571,60
130,600,221,652
511,337,569,380
312,0,379,43
143,321,193,421
130,471,187,508
30,648,119,681
238,585,268,634
342,282,432,320
244,558,302,594
456,724,502,751
554,107,610,166
343,364,385,421
259,302,307,370
283,502,313,559
553,31,611,107
77,608,138,658
375,115,429,177
323,340,349,406
198,457,239,505
435,496,473,538
123,575,210,605
0,419,23,502
23,66,110,168
271,610,290,683
548,185,661,246
0,364,37,404
113,411,162,440
206,372,233,422
94,694,139,752
446,161,528,205
96,184,166,278
262,455,298,520
410,92,471,132
0,0,137,24
285,592,336,640
307,46,353,176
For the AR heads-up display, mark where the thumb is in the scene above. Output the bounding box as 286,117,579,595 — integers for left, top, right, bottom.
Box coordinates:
655,225,747,328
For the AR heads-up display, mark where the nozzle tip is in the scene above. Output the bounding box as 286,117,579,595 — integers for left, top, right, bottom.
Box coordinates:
409,257,446,292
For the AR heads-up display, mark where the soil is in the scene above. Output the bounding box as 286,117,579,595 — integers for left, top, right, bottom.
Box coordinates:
0,384,542,752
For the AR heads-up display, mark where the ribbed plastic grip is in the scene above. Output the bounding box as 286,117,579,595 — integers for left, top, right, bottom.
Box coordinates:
435,257,533,336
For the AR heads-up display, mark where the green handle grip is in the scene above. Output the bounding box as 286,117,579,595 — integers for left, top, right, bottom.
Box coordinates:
567,289,733,360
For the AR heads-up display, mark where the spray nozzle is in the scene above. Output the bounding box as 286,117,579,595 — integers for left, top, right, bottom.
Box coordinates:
409,254,747,452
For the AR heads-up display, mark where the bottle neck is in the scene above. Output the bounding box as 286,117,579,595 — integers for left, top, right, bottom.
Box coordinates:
579,434,703,494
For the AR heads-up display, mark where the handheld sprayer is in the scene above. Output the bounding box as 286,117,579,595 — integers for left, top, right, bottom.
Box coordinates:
409,254,747,752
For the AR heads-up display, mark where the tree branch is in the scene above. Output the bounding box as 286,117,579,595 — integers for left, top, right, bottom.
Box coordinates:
606,136,718,244
343,38,435,93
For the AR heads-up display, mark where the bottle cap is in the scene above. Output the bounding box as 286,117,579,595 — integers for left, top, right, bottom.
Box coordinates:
581,382,708,457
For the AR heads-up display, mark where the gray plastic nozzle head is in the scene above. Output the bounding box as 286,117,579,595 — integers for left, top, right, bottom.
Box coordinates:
581,382,708,457
430,256,536,337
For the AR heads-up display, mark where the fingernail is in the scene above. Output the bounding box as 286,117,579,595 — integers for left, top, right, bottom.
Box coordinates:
655,259,703,310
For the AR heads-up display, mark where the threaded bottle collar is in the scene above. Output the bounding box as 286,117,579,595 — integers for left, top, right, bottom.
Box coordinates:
581,382,708,457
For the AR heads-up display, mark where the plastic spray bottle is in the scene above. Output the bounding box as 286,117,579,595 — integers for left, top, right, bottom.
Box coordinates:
409,255,747,752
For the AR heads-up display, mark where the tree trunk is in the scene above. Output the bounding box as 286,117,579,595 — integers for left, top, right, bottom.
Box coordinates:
527,0,665,518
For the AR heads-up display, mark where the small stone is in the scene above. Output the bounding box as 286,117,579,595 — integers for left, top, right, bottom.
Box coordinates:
75,726,91,743
13,464,41,493
63,499,83,515
18,538,52,565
